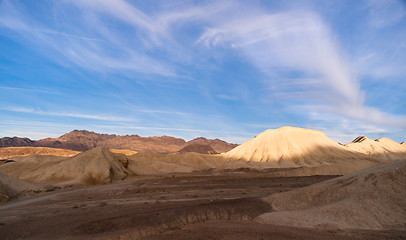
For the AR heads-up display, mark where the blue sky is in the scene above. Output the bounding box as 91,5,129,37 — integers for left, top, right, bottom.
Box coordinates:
0,0,405,144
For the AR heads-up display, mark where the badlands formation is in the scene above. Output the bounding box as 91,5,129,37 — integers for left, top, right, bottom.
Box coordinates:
0,126,405,239
1,126,405,193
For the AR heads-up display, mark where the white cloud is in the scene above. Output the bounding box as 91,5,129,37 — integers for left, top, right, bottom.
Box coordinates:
0,86,61,94
4,107,132,122
198,8,406,129
0,0,177,76
68,0,166,44
366,0,406,28
306,111,405,144
0,130,59,140
198,11,360,104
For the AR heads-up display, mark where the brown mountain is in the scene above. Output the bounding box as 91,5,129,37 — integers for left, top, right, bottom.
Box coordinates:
0,137,34,148
0,130,237,153
101,135,186,153
178,144,218,154
35,130,116,151
187,137,238,153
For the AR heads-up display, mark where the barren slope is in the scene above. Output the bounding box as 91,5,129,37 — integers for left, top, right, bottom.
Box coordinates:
127,151,226,175
257,159,406,230
0,147,127,185
0,172,42,202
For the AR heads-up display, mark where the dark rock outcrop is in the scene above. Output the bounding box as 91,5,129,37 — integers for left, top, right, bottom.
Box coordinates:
178,144,218,154
0,137,34,147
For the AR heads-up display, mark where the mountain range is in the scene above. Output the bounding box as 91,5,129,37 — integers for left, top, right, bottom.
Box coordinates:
0,130,238,153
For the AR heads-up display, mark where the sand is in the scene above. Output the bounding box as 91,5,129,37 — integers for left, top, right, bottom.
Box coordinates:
257,159,406,230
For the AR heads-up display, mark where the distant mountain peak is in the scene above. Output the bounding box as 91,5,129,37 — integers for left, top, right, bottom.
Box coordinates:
0,137,34,148
178,144,218,154
0,130,237,153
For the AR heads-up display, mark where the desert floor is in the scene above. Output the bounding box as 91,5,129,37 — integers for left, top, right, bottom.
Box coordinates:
0,170,405,240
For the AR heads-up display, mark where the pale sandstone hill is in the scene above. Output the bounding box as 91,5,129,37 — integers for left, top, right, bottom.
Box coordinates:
257,159,406,230
344,136,406,159
0,147,127,185
219,126,406,176
0,172,42,202
375,137,405,150
0,147,79,159
221,126,356,167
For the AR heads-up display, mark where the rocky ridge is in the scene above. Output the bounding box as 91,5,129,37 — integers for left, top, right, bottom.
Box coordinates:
0,130,237,153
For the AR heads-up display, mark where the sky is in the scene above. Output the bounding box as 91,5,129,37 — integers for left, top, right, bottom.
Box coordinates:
0,0,405,144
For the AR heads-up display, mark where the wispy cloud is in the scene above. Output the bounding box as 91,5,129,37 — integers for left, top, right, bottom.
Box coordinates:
0,0,404,143
0,120,84,139
366,0,406,28
306,111,405,144
69,0,166,43
0,0,177,76
0,86,61,94
198,11,361,104
0,130,60,139
4,107,133,122
197,7,406,129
